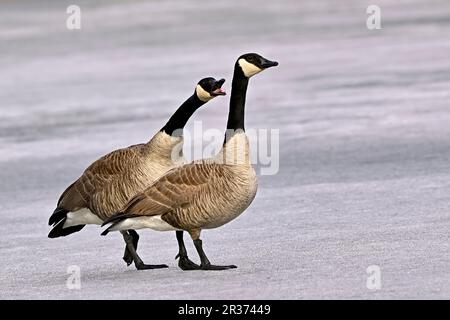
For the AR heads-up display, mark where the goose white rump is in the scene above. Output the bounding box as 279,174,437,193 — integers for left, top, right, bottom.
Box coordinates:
64,208,103,228
108,215,180,232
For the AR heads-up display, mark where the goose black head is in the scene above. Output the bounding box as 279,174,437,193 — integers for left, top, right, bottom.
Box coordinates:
237,53,279,78
195,77,226,102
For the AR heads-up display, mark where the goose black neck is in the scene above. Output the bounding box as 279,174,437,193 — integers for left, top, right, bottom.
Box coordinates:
226,65,249,132
161,93,205,136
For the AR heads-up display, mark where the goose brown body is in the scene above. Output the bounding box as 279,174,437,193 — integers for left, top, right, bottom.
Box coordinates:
113,133,257,233
48,76,228,270
50,77,226,233
58,132,183,221
101,54,277,270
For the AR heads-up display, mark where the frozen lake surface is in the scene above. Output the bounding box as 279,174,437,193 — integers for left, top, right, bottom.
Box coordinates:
1,0,449,299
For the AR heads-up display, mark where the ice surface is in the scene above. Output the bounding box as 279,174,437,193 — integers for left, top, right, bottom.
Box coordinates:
0,0,449,299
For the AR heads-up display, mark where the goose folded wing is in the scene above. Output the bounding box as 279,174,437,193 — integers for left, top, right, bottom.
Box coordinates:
57,146,142,211
109,162,220,220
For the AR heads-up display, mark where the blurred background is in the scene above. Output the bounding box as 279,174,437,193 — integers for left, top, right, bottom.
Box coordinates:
1,0,449,299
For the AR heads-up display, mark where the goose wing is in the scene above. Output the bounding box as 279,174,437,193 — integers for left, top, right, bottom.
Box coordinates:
56,144,144,213
105,162,221,221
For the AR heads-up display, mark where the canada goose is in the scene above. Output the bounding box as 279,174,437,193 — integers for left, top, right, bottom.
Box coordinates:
48,77,226,270
101,53,278,270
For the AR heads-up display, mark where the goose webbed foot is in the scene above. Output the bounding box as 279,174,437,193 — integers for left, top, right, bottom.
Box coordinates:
175,253,201,270
193,238,237,271
135,263,169,270
200,263,237,270
121,230,168,270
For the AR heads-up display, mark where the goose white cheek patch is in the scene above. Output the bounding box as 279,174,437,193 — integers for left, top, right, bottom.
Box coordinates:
238,59,263,77
196,85,213,102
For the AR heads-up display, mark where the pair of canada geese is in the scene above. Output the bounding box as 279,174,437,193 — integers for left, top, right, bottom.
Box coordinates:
48,53,278,271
